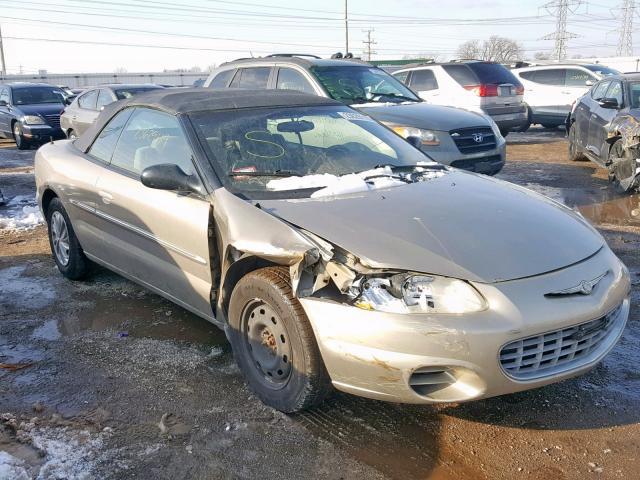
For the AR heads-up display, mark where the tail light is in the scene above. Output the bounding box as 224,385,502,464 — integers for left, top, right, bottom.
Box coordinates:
464,84,498,97
515,85,524,95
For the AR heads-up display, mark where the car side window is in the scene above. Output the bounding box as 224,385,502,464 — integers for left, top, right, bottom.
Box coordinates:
565,69,593,87
393,71,409,84
88,108,134,163
410,69,439,91
210,69,236,88
110,108,196,177
605,81,623,105
529,69,565,85
591,81,611,100
78,90,98,110
0,88,9,104
442,64,477,86
276,68,315,94
96,89,114,110
229,67,271,89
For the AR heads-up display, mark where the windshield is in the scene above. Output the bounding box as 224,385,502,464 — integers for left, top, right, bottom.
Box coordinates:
114,86,162,100
310,66,420,104
583,65,620,77
12,87,65,105
190,105,437,199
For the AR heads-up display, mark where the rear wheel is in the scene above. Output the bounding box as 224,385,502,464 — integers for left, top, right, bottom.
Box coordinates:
46,198,89,279
227,266,331,412
12,122,30,150
515,107,532,133
568,123,586,161
67,129,77,140
541,123,560,129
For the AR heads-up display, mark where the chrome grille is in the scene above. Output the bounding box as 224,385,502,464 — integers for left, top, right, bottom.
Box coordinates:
500,304,623,380
44,114,61,129
449,126,496,154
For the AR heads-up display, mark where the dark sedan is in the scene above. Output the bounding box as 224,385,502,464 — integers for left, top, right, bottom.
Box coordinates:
0,82,67,149
567,73,640,191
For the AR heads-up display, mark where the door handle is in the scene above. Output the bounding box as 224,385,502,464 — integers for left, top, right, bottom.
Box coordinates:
98,190,113,204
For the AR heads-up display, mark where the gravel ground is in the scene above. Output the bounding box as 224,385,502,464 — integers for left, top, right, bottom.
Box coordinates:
1,130,639,479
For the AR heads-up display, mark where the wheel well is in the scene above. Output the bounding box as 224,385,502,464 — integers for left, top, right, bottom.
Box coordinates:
218,255,279,321
41,189,58,216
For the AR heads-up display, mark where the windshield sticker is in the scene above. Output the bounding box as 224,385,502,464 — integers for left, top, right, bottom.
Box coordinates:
337,111,374,122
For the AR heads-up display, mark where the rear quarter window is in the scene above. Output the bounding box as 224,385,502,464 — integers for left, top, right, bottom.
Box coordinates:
465,62,521,85
209,69,235,88
442,64,478,86
229,67,271,89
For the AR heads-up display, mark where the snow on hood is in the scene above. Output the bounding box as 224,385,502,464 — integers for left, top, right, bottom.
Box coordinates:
266,165,446,198
0,195,44,230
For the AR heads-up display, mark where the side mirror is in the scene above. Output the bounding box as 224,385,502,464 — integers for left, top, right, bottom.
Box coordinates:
585,80,594,86
598,97,620,109
406,135,423,149
0,100,7,107
140,164,201,194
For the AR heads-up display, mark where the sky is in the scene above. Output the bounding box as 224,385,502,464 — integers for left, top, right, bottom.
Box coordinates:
0,0,632,74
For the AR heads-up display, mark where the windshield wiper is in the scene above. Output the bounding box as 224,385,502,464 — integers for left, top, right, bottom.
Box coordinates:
373,163,446,171
228,170,297,177
368,92,418,103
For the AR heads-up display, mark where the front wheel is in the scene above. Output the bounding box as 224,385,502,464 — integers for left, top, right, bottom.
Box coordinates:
608,139,639,192
13,122,30,150
227,266,331,412
46,198,89,279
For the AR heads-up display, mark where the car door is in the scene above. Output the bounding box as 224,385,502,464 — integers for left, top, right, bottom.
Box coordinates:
0,87,11,136
588,80,623,161
407,69,440,101
74,89,99,135
93,107,213,319
577,80,610,149
520,69,566,118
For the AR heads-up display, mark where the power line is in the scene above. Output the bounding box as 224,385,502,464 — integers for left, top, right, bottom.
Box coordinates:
542,0,582,60
616,0,635,56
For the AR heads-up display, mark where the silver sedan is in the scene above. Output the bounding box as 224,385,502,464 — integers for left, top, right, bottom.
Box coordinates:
35,89,630,412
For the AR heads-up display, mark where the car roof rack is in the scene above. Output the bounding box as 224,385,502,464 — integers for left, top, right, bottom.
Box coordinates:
265,53,322,59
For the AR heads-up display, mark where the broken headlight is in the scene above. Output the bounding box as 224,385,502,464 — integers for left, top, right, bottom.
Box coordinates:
352,274,486,314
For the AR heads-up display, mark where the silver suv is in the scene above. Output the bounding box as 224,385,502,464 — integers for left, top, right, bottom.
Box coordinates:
204,55,506,175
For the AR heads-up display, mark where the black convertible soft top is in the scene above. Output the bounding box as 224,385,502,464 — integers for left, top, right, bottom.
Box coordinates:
74,88,342,152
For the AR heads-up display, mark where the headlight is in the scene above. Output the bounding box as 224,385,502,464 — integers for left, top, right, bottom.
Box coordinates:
353,273,487,314
23,115,45,125
385,124,440,146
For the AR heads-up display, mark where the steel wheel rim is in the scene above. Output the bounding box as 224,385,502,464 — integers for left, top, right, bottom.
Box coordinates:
69,131,77,139
242,299,292,389
51,211,70,266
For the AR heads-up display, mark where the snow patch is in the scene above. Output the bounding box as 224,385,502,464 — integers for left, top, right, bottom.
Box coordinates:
0,451,30,480
0,195,44,231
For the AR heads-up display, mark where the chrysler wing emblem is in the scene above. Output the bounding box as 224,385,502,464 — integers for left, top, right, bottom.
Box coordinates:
545,272,608,297
472,133,484,143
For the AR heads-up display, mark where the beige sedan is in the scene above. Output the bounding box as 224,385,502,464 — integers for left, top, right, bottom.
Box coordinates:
35,89,630,412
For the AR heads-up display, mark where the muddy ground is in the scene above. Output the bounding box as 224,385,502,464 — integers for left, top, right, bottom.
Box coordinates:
0,130,639,479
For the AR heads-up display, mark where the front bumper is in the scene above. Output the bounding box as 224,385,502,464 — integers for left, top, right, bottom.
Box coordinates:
22,124,65,143
420,132,506,176
300,247,630,404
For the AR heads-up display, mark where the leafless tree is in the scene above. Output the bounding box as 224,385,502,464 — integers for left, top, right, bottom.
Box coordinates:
402,53,440,62
457,36,523,62
534,51,551,61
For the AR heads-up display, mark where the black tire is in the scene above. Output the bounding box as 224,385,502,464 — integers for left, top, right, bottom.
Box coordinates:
227,266,331,412
67,129,77,140
568,123,586,161
515,107,532,133
499,129,510,137
46,198,89,280
12,121,30,150
541,123,560,130
608,139,639,192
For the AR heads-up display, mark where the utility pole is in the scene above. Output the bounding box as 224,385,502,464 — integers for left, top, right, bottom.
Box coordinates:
362,29,377,61
542,0,581,61
0,24,6,77
616,0,635,56
344,0,349,54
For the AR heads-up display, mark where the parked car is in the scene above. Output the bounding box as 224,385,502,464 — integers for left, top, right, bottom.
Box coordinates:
567,73,640,192
60,84,163,138
391,60,528,135
204,55,506,175
0,82,67,149
36,89,630,412
513,63,620,130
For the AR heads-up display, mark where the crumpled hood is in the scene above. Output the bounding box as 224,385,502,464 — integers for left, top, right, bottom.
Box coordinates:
355,102,489,131
260,171,604,283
